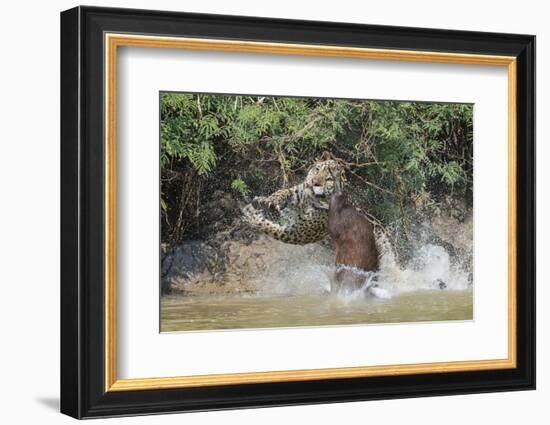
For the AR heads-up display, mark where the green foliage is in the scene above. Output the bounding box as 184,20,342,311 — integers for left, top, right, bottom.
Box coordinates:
230,178,250,196
160,92,473,243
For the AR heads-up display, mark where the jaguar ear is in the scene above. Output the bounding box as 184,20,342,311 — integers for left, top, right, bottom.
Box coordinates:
319,151,332,161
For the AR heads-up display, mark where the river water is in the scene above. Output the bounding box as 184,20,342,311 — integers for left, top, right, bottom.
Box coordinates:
161,289,473,332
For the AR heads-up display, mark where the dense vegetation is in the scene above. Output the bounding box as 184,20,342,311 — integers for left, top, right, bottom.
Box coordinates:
160,92,473,245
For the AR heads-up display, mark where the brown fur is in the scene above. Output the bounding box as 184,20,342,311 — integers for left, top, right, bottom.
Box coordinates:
328,193,378,292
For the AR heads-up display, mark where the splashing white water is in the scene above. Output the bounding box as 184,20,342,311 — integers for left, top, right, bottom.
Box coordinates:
376,235,471,297
250,232,471,299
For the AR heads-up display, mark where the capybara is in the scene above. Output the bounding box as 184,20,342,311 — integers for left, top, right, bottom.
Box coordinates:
328,189,379,294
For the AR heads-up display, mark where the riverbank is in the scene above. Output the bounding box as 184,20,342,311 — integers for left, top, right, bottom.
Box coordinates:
161,207,473,296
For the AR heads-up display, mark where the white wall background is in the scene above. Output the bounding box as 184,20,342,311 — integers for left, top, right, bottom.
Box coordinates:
0,0,544,424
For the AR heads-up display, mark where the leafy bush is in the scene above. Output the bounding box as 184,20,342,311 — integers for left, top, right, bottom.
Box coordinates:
160,92,473,244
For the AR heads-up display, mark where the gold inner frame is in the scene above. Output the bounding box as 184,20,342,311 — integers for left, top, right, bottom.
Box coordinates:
104,33,517,392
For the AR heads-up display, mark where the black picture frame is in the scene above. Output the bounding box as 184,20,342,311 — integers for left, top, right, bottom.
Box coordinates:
60,5,535,419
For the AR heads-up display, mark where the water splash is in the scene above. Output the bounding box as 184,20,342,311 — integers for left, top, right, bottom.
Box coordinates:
249,231,471,300
376,232,471,294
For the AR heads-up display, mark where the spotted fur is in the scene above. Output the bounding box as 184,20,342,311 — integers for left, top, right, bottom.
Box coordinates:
242,160,344,244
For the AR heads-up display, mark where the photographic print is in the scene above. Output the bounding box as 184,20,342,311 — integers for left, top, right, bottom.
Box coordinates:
61,9,535,417
159,92,474,332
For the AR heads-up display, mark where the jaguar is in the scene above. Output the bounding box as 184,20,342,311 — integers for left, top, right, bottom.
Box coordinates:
242,159,344,244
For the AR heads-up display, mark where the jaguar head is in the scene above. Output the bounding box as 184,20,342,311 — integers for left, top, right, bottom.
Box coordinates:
305,159,344,203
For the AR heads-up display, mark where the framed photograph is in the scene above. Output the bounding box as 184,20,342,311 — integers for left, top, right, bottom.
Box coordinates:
60,6,535,419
